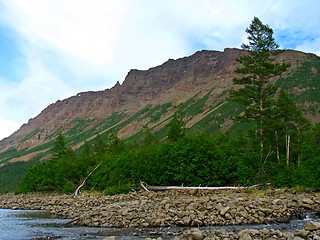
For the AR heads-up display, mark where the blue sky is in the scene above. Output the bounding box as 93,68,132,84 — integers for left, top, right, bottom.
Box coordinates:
0,0,319,141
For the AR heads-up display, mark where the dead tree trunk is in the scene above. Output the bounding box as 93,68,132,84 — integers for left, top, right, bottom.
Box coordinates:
286,134,290,165
275,131,280,162
140,182,268,192
74,163,101,196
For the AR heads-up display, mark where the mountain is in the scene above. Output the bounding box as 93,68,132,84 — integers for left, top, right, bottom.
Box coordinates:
0,48,319,174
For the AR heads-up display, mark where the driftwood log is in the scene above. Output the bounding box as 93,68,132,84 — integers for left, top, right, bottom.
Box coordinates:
140,182,268,192
74,163,101,196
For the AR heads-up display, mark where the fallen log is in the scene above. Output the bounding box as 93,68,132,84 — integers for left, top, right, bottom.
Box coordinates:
140,182,269,192
74,163,101,196
63,217,80,226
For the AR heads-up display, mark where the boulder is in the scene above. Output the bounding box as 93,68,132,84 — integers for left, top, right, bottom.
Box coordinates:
104,237,117,240
190,228,203,240
293,237,305,240
305,221,320,231
237,229,259,239
220,206,230,216
296,229,310,238
302,198,315,205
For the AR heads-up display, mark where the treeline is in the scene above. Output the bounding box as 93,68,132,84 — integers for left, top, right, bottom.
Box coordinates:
18,112,320,194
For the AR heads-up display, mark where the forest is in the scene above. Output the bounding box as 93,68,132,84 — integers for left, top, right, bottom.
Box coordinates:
18,17,320,194
18,105,320,194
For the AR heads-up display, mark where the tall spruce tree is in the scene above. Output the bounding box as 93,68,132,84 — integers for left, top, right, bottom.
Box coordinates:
51,130,67,159
229,17,291,161
167,104,186,142
273,89,310,165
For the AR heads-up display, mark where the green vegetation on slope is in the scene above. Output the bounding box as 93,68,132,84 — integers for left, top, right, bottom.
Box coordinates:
191,101,246,133
18,116,320,194
277,54,320,102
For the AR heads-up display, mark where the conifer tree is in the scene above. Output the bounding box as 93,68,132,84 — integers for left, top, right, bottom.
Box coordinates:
82,140,91,156
167,104,186,142
93,133,106,155
273,89,310,164
51,130,67,159
143,125,159,145
106,129,126,153
229,17,291,161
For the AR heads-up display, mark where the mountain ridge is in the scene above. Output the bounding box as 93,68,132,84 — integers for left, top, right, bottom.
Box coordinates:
0,48,319,165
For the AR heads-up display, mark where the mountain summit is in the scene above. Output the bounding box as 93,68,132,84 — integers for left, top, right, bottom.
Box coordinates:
0,48,319,165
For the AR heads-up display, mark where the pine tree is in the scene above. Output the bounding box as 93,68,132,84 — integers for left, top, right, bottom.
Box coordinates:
106,129,126,153
228,17,291,161
273,89,310,164
82,140,91,156
143,125,159,145
93,133,106,155
51,130,67,159
167,104,186,142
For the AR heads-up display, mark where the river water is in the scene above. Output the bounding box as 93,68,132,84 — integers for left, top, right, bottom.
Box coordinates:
0,208,319,240
0,209,108,240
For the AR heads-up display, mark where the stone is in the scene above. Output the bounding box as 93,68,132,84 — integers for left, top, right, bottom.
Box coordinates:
272,199,282,205
305,221,320,231
192,218,203,226
282,232,295,239
187,202,199,210
190,229,203,240
239,233,252,240
313,234,320,240
190,189,198,195
182,216,191,225
220,206,230,216
237,229,256,239
302,198,315,205
239,210,248,218
296,229,310,238
142,222,150,227
213,229,228,236
293,237,304,240
104,237,117,240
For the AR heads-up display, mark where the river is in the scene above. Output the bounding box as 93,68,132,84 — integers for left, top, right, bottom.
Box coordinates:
0,209,108,240
0,209,319,240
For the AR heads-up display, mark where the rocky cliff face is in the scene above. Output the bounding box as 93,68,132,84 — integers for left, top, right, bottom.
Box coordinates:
0,48,318,162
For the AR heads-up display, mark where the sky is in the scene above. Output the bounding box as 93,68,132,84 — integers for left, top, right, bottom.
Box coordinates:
0,0,319,141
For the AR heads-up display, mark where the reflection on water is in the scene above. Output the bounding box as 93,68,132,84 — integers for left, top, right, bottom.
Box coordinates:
0,209,106,240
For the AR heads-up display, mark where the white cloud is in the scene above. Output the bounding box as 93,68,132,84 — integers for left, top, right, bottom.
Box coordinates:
0,49,74,127
0,116,20,141
295,37,320,56
3,0,131,66
0,0,319,140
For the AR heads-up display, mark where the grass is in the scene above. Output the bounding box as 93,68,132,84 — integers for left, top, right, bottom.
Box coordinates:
227,121,257,137
191,101,246,133
184,89,213,118
144,103,172,123
181,92,202,110
277,54,320,102
20,128,39,143
0,152,45,192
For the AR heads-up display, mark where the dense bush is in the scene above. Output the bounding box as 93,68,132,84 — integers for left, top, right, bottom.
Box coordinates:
18,122,320,194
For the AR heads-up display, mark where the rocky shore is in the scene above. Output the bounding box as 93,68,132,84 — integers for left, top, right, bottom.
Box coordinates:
0,189,320,239
175,222,320,240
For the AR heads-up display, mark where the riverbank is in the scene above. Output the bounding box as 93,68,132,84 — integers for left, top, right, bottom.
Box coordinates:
0,189,320,239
